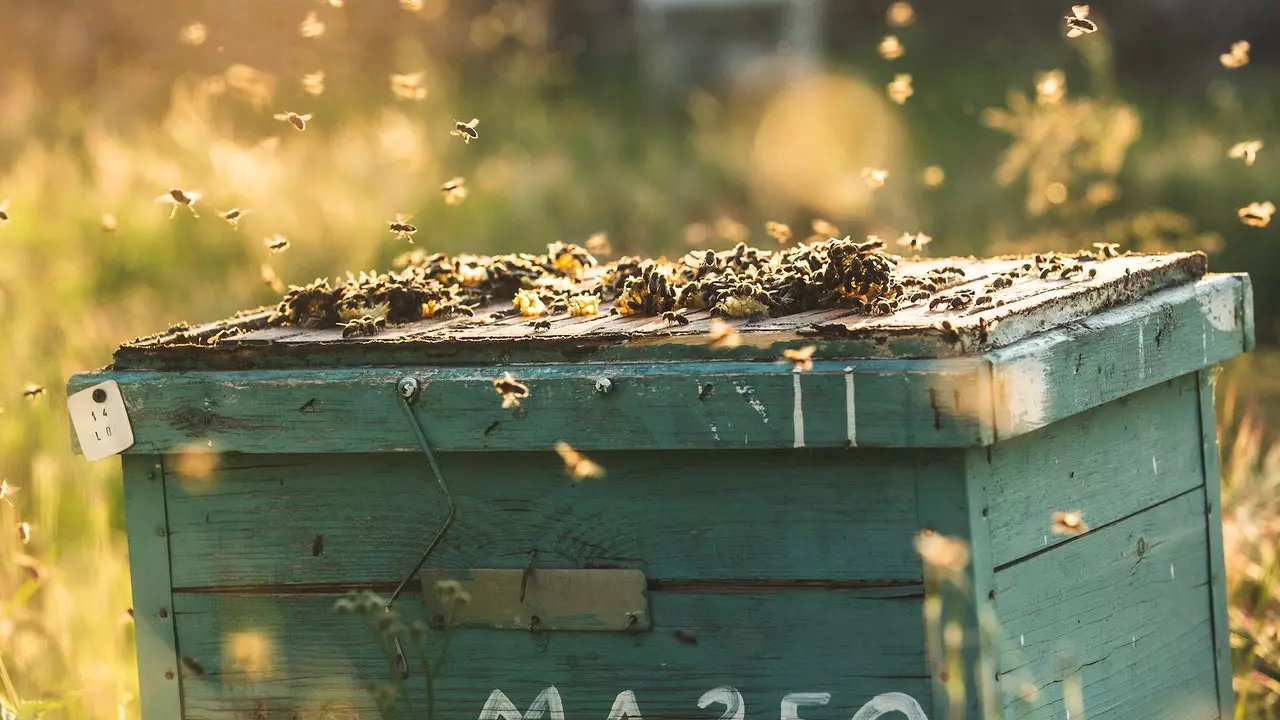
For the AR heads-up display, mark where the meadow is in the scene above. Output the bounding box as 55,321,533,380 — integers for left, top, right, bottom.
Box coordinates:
0,1,1278,717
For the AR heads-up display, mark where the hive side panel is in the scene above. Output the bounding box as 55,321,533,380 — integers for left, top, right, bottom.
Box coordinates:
164,450,925,588
992,489,1219,720
121,455,184,719
1197,369,1235,718
171,590,931,719
983,374,1205,567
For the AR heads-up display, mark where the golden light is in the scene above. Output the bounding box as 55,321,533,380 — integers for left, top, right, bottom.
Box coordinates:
225,631,274,680
922,165,946,188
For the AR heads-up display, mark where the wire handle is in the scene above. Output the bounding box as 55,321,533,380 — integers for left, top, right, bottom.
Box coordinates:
385,376,457,678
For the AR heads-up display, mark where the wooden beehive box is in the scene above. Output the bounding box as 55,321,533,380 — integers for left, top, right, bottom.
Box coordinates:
68,251,1251,720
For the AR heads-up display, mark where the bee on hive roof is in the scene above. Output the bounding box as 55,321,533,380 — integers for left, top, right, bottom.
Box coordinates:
554,441,606,482
451,118,480,144
492,373,530,410
156,188,201,219
274,111,312,131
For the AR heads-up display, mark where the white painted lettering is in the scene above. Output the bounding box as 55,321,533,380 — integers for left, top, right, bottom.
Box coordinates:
697,686,745,720
605,690,642,719
844,367,857,447
850,692,929,720
792,369,806,448
477,687,565,720
781,692,830,719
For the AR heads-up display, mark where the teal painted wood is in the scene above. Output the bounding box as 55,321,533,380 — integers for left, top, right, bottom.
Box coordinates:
993,489,1219,720
915,453,998,720
67,358,994,454
171,590,931,719
1197,369,1235,717
983,374,1205,567
121,455,184,719
984,274,1250,441
162,450,926,588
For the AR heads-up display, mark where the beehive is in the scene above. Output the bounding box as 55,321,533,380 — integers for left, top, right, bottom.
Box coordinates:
68,250,1251,720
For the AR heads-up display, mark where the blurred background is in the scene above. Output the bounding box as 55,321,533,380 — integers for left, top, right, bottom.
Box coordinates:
1,0,1280,717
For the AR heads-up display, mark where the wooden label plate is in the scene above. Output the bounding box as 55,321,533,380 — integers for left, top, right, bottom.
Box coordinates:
420,568,651,632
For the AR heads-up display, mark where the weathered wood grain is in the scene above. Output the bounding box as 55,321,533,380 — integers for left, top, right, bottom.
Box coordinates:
68,359,995,455
163,450,930,588
982,374,1206,568
985,274,1250,441
121,455,185,719
172,589,931,720
993,489,1219,720
1197,369,1236,717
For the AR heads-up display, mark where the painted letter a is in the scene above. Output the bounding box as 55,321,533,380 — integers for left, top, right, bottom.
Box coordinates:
478,687,566,720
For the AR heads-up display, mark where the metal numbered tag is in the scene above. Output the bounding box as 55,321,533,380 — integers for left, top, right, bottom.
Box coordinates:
67,380,135,461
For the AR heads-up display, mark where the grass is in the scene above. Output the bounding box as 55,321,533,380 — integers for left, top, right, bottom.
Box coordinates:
0,2,1276,717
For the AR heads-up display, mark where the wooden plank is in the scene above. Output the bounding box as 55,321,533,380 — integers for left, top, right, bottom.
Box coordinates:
916,453,999,720
993,489,1220,720
171,589,931,719
68,359,995,455
163,450,927,588
121,455,185,719
985,274,1251,442
984,374,1206,568
1197,369,1236,717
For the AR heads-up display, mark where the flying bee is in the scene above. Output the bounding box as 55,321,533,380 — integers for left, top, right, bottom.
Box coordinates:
782,345,816,372
1229,140,1263,166
301,70,326,96
706,318,742,350
220,208,250,228
1239,201,1276,228
1064,5,1097,38
17,521,30,545
274,111,312,131
0,199,9,223
886,73,914,105
264,234,290,253
554,441,606,482
861,167,889,189
765,221,792,244
22,384,43,400
1091,242,1121,259
299,11,325,37
451,118,480,144
388,216,418,242
662,310,689,326
1220,40,1250,69
181,656,206,677
1051,510,1088,536
0,479,16,507
492,372,530,410
156,188,201,219
440,177,469,206
260,264,285,294
390,71,428,101
896,232,932,253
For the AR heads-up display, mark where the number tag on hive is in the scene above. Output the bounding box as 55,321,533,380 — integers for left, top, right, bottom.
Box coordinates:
68,380,135,461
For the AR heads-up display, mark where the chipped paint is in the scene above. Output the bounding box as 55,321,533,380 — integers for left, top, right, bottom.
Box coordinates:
1197,282,1238,332
733,382,770,424
1137,324,1145,380
1152,455,1158,475
996,359,1049,435
708,422,720,441
844,366,857,447
792,369,805,448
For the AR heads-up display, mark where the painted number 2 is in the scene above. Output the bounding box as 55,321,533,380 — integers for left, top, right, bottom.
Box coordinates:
481,686,928,719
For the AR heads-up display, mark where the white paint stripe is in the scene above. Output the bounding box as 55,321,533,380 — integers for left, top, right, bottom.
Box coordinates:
1138,324,1146,380
844,367,857,447
792,369,805,448
782,692,830,719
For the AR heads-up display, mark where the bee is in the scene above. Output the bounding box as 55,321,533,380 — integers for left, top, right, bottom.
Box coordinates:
341,315,385,338
17,521,30,545
22,384,43,400
181,656,205,677
1239,201,1275,228
274,111,312,131
388,216,418,242
1059,264,1083,280
0,479,16,507
782,345,816,372
441,177,469,206
300,70,326,96
584,232,612,257
568,294,600,317
261,264,285,294
0,199,9,223
765,221,792,244
530,319,552,332
662,310,689,326
985,275,1014,291
492,372,530,410
1228,140,1263,167
299,11,325,37
1051,510,1088,536
862,167,889,189
390,72,428,101
937,320,960,343
973,294,995,309
451,118,480,144
1220,40,1250,69
878,35,904,60
514,288,547,317
896,232,932,253
887,73,914,105
1087,268,1098,280
1064,5,1097,38
855,235,885,253
264,234,290,253
220,208,250,228
1091,242,1121,259
554,441,606,482
706,318,742,350
156,188,201,219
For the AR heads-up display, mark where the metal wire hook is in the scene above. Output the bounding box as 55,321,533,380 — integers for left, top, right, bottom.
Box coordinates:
384,376,457,678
